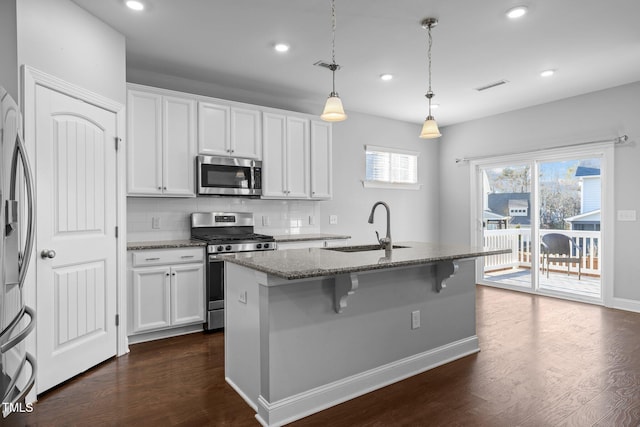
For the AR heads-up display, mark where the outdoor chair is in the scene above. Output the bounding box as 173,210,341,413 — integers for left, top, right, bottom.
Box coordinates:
541,233,582,280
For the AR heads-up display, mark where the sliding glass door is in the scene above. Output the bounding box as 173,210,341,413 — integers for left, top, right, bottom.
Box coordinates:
475,150,607,304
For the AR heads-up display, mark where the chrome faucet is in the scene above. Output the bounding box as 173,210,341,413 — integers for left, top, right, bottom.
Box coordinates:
368,201,392,252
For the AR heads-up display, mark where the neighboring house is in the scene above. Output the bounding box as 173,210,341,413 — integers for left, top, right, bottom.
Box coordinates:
565,165,601,231
487,192,531,227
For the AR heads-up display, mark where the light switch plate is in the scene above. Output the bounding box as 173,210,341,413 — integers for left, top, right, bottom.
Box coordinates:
152,217,160,229
617,210,637,221
329,215,338,225
262,215,270,226
411,310,420,329
239,291,247,304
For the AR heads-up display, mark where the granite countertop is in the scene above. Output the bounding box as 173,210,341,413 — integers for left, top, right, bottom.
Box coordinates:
223,241,511,280
272,233,351,242
127,240,207,250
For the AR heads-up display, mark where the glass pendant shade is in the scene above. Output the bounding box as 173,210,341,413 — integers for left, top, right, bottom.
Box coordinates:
321,94,347,122
419,116,441,139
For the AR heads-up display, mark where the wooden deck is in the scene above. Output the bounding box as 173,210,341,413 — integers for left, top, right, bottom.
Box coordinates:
484,268,601,298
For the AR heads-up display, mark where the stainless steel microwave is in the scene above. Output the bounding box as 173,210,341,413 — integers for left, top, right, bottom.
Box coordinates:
196,155,262,197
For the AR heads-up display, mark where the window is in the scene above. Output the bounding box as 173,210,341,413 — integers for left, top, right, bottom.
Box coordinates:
364,145,420,189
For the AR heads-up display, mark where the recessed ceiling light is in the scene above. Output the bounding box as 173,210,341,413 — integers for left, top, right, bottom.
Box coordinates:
540,69,556,77
379,74,393,81
126,0,145,11
506,6,528,19
274,43,290,53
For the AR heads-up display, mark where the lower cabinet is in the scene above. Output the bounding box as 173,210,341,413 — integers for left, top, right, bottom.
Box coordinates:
128,247,205,339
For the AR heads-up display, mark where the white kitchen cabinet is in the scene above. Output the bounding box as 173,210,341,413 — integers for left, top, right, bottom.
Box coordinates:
198,101,261,159
262,113,310,198
128,247,205,338
170,263,205,326
310,120,332,199
127,86,196,197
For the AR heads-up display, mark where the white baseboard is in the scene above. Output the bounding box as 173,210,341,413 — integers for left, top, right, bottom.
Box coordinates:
127,323,203,345
255,336,479,427
613,297,640,313
226,377,258,412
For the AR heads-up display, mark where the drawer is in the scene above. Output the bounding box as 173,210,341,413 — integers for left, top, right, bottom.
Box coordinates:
132,247,204,267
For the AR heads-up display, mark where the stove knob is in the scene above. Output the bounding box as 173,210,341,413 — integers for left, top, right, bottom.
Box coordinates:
263,243,270,249
217,245,224,252
225,245,232,251
256,243,262,249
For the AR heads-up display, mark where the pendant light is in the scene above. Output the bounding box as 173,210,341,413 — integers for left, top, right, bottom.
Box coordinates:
320,0,347,122
419,17,441,139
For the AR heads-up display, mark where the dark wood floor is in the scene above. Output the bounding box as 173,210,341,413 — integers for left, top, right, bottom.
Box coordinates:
7,286,640,426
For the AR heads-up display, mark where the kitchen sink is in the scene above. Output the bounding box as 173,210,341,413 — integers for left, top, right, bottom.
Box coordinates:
323,244,410,253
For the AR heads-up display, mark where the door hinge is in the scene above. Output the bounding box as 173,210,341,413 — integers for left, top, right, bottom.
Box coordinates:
115,226,119,238
115,137,121,151
115,314,120,327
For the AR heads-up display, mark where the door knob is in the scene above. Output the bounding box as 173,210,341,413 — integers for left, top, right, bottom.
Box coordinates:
41,249,56,259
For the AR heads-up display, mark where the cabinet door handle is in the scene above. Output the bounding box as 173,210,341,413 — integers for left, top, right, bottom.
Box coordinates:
172,272,176,276
165,273,170,276
157,186,162,190
146,257,160,261
163,186,167,190
181,255,194,259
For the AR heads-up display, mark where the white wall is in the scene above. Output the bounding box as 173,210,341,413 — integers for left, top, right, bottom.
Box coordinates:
321,111,439,245
439,81,640,303
16,0,126,104
126,70,441,244
0,0,18,100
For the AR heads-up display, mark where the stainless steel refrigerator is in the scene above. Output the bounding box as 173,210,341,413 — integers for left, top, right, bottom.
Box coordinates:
0,85,36,417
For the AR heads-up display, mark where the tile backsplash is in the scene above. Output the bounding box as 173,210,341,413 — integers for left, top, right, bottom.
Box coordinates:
127,197,321,242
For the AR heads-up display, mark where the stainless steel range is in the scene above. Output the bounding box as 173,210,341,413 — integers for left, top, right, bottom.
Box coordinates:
191,212,276,330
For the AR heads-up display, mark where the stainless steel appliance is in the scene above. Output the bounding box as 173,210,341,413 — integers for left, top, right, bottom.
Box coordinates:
1,87,36,417
196,155,262,197
191,212,276,330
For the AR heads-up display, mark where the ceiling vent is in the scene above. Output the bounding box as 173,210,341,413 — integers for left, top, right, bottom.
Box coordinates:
314,60,341,70
475,79,509,91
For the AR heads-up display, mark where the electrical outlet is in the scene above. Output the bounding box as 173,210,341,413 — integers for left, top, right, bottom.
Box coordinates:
329,215,338,225
262,215,270,226
411,310,420,329
239,291,247,304
617,210,637,221
152,217,160,229
309,215,315,226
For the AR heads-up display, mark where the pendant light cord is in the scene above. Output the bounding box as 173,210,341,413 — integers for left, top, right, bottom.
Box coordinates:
330,0,337,94
427,23,433,114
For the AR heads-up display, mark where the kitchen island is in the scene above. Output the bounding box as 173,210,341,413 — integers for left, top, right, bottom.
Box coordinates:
223,242,509,426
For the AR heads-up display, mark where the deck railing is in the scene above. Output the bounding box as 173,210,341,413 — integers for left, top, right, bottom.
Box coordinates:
484,229,600,276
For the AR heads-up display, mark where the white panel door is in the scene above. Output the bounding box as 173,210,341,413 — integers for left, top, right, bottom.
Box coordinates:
36,85,118,393
131,267,171,333
262,113,287,197
127,90,162,195
162,96,196,196
170,264,205,326
286,117,310,198
198,102,230,156
310,120,332,199
231,107,261,159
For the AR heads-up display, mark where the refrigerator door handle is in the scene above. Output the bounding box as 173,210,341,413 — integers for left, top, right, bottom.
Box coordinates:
9,130,36,290
0,305,35,353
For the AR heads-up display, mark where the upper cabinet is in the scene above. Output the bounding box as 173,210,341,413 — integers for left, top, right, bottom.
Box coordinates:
126,84,331,200
198,102,261,159
310,120,332,199
127,86,196,197
262,114,332,200
262,113,309,198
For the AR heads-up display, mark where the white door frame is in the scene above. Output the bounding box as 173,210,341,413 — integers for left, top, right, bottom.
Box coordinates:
469,143,614,307
20,66,128,395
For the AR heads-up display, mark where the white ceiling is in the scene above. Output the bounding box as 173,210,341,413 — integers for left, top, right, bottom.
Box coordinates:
71,0,640,126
